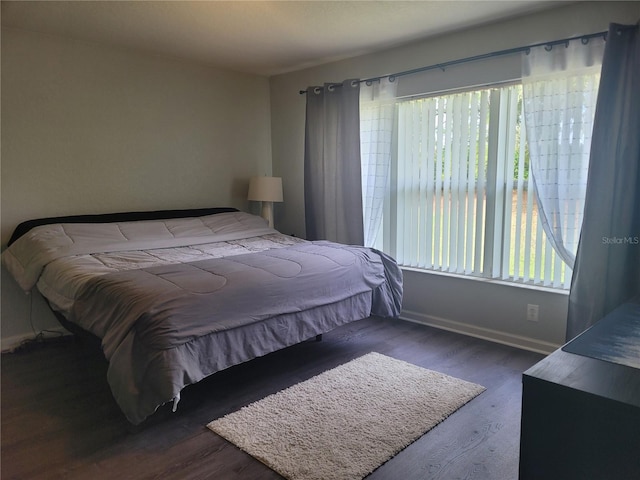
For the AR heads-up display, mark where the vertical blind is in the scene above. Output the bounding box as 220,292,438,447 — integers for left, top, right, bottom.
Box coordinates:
389,85,571,288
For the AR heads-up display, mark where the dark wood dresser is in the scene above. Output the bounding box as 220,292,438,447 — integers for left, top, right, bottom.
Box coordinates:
519,302,640,479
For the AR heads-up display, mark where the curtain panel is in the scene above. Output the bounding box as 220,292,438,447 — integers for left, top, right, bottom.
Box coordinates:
360,78,398,248
522,36,605,268
567,23,640,340
304,80,364,245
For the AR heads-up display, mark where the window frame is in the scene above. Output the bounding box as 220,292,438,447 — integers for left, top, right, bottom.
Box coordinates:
367,81,574,290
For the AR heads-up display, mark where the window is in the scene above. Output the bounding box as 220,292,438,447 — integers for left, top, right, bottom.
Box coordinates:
362,84,575,289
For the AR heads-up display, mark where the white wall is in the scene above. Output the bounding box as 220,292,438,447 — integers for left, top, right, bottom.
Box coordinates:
1,27,273,347
269,1,640,352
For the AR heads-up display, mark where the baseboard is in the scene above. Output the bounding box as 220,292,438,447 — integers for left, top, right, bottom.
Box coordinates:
400,310,561,355
1,327,71,353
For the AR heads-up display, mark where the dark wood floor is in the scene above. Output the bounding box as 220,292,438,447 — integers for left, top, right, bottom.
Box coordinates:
1,317,543,480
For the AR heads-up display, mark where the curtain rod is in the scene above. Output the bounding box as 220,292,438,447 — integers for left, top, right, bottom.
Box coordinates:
298,30,608,95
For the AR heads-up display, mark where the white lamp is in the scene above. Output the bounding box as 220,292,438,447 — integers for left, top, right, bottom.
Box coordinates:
247,176,283,228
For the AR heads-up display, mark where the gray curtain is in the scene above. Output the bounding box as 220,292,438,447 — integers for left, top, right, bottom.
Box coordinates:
304,80,364,245
567,23,640,341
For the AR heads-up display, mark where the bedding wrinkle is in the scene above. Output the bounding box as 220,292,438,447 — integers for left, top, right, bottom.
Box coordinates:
60,224,75,244
149,263,228,294
261,242,357,268
224,254,302,279
116,224,130,241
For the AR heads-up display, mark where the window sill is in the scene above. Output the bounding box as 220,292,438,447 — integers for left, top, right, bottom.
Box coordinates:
400,266,570,296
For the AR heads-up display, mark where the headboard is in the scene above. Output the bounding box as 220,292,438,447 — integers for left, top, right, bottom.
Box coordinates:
8,207,239,246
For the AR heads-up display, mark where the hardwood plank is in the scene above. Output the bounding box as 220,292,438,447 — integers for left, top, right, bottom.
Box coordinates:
1,317,543,479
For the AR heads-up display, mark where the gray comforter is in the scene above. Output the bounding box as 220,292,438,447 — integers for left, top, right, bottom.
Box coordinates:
72,241,402,357
70,241,403,423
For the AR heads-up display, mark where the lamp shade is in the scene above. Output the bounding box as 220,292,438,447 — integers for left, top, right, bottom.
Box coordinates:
247,176,283,202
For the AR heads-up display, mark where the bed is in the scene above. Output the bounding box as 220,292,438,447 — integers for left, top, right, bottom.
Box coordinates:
2,207,403,425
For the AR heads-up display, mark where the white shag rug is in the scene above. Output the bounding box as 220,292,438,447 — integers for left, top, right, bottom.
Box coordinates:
207,352,485,480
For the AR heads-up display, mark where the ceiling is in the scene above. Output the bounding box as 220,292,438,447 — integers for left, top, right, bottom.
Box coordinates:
1,1,566,76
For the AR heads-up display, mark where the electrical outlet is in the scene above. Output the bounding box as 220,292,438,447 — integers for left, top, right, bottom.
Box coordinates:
527,304,539,322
